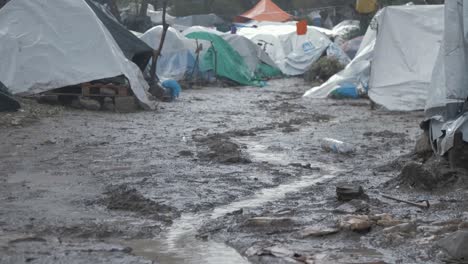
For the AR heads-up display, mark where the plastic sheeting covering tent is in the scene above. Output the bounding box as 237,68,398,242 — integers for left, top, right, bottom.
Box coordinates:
369,5,444,111
140,26,197,81
85,0,153,70
305,5,444,112
426,0,468,155
235,0,290,23
303,22,376,99
186,32,262,86
237,25,336,76
0,0,155,109
221,34,280,78
171,14,224,32
182,27,280,79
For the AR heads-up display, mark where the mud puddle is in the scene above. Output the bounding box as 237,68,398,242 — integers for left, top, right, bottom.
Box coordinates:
124,171,338,263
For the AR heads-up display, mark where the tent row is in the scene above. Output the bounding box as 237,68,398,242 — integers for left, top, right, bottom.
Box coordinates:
304,5,445,112
138,22,352,85
303,3,468,156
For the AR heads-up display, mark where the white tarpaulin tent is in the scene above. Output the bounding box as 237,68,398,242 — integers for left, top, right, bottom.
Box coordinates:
140,26,197,81
221,34,277,75
426,0,468,155
0,0,155,109
303,21,376,98
237,24,334,76
369,5,444,111
304,5,444,112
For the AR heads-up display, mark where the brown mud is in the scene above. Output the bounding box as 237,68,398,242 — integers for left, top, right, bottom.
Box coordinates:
1,78,467,264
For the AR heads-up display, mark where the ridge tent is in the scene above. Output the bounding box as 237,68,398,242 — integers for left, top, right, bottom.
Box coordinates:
0,0,155,109
237,24,337,76
221,34,280,79
186,32,262,86
140,26,197,81
181,27,281,79
235,0,291,23
304,5,444,112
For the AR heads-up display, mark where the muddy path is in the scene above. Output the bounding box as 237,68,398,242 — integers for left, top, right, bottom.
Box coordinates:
1,78,466,264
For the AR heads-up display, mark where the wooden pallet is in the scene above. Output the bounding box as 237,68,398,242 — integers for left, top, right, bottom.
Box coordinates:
81,83,129,97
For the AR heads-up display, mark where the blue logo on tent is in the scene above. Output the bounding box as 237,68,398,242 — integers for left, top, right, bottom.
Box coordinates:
302,42,315,53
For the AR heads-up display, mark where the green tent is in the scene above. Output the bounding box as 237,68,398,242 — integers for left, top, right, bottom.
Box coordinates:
186,31,264,86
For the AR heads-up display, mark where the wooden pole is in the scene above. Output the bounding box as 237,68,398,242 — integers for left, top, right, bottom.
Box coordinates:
149,0,168,84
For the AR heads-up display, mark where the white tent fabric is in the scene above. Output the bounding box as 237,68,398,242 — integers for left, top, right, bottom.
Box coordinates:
0,0,154,109
181,27,279,77
426,0,468,155
427,1,468,111
303,24,376,98
304,5,444,112
140,26,197,81
221,34,277,74
368,5,444,111
182,26,224,36
237,25,332,76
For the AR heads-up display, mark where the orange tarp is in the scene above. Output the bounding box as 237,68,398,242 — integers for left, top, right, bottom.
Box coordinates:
235,0,291,22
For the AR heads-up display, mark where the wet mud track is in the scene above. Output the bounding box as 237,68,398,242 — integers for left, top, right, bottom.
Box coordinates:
1,78,466,264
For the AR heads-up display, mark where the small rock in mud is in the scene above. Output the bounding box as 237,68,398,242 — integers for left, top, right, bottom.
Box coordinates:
298,226,340,238
437,230,468,260
196,134,251,164
340,215,372,233
373,214,403,227
336,183,366,201
414,132,432,157
101,185,180,223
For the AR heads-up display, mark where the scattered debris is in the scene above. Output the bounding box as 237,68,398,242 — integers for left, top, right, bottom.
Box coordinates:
321,138,355,154
298,226,340,238
373,214,403,227
340,215,372,233
381,194,430,210
336,183,366,201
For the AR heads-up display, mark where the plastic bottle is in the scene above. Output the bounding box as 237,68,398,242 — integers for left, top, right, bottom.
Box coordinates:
320,138,355,154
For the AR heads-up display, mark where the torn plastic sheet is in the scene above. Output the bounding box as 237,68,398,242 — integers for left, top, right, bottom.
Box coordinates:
431,114,468,155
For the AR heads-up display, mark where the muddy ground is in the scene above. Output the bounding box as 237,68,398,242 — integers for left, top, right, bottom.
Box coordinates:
1,78,467,264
